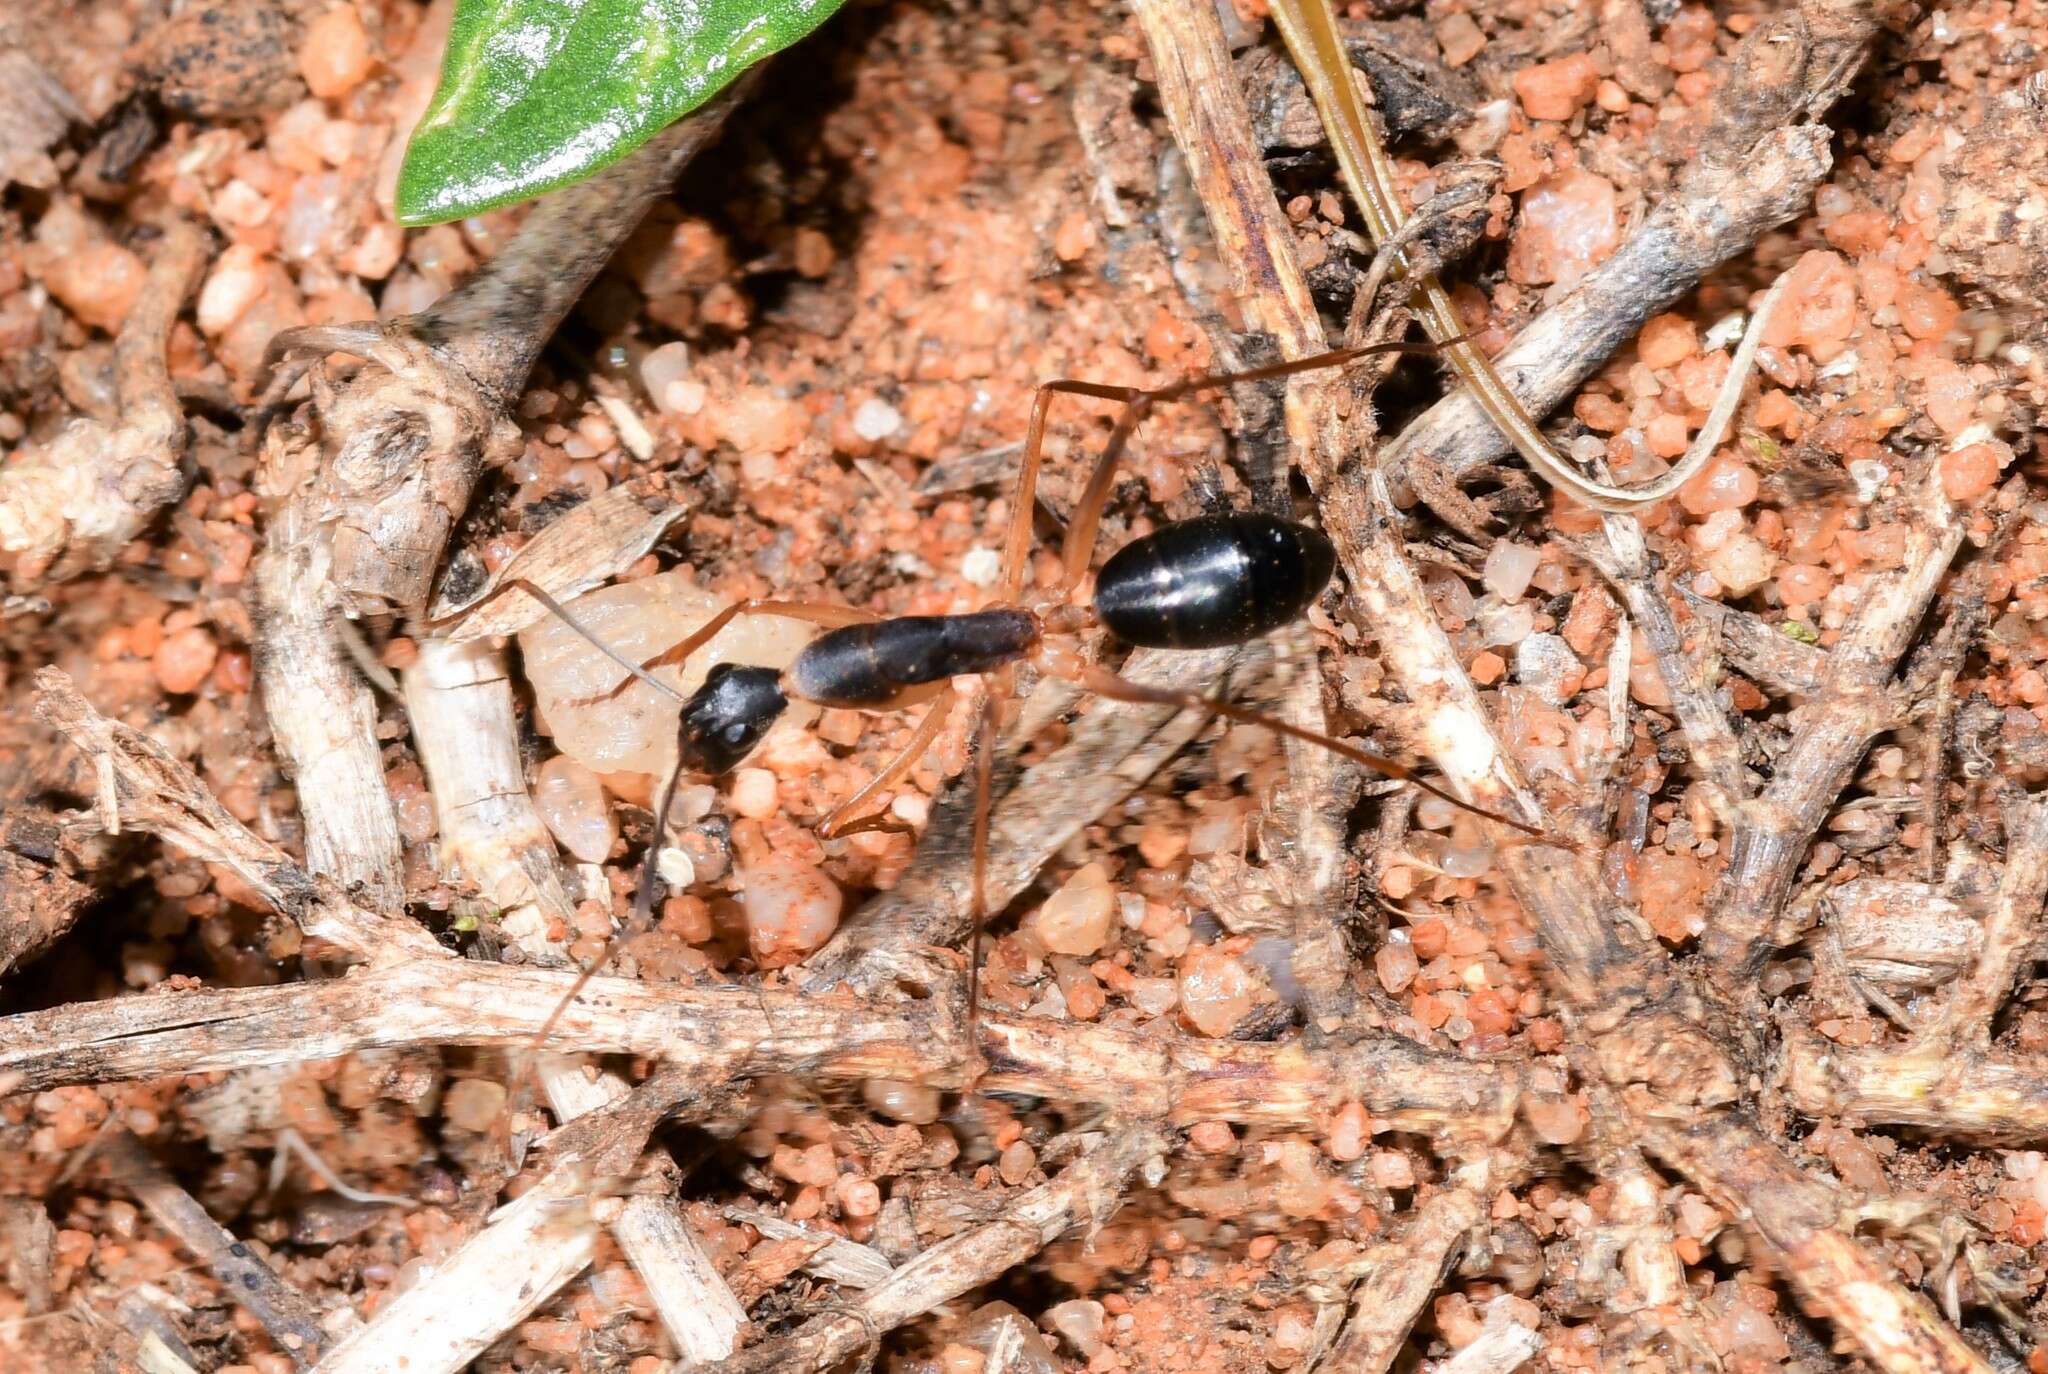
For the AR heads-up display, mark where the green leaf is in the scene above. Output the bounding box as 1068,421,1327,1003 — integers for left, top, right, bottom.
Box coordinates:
1780,621,1819,644
397,0,846,225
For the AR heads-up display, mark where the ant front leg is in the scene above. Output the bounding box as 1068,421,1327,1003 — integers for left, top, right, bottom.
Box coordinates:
816,682,960,840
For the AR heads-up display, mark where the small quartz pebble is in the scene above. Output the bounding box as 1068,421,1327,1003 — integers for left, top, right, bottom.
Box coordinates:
1940,441,2007,502
197,244,268,335
46,241,147,333
1678,457,1759,514
520,571,817,779
1638,313,1698,368
1514,633,1579,707
1023,862,1114,957
741,855,842,967
852,397,904,441
729,768,779,820
1043,1300,1107,1357
1507,169,1619,288
862,1078,941,1125
1177,945,1256,1037
1764,249,1858,352
1482,541,1540,600
154,627,218,695
640,341,693,413
301,5,375,99
535,755,617,864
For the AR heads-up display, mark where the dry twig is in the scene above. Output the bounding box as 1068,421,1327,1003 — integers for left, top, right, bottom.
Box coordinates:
715,1123,1166,1374
96,1131,337,1365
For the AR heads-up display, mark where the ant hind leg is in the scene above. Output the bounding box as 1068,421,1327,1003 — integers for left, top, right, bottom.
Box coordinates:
1053,659,1552,843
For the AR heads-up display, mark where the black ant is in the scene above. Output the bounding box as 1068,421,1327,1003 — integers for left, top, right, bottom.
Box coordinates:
514,337,1549,1042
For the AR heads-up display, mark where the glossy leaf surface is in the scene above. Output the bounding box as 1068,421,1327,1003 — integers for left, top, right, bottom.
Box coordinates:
397,0,842,224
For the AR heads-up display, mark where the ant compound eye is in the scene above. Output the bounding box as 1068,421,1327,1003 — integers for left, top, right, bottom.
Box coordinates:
723,722,753,747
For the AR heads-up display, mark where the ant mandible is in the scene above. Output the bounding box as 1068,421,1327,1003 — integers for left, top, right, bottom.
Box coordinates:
520,336,1548,1033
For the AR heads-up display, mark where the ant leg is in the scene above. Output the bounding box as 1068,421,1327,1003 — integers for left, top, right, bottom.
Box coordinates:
490,576,691,703
998,379,1145,602
1051,337,1460,589
816,683,959,839
965,683,998,1068
1053,660,1551,842
546,596,877,707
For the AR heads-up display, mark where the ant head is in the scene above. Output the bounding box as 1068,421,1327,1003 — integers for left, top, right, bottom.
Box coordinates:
677,664,788,774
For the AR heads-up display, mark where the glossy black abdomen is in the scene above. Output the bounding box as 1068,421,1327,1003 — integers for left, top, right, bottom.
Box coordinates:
1094,513,1336,650
791,609,1039,707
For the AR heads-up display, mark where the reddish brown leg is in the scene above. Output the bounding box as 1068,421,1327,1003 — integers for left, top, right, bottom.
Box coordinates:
998,379,1144,602
1054,660,1551,842
1048,338,1461,589
641,598,875,673
966,683,998,1074
816,684,959,839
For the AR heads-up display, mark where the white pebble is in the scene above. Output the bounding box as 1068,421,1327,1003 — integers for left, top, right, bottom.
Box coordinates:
196,244,267,336
1700,533,1777,597
519,571,816,779
656,847,695,890
741,855,843,968
862,1079,940,1125
640,342,693,413
729,768,779,819
1477,598,1535,648
852,397,904,441
1701,310,1747,352
1482,541,1541,601
1513,633,1580,706
960,546,1001,588
534,755,617,864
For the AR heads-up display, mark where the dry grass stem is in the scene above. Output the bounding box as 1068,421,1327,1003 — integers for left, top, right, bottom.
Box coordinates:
715,1123,1166,1374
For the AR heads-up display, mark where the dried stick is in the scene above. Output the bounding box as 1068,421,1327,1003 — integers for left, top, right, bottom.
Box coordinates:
721,1209,894,1289
307,1159,600,1374
1576,516,1748,815
0,808,100,978
1315,1187,1482,1374
538,1060,747,1364
97,1131,334,1365
424,474,692,637
0,966,1510,1142
402,638,576,960
1137,5,1992,1369
715,1123,1165,1374
404,634,748,1361
1679,587,1829,697
1919,791,2048,1045
1373,0,1871,494
0,220,207,584
1784,793,2048,1143
1133,0,1455,1025
31,669,440,962
1702,467,1964,983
